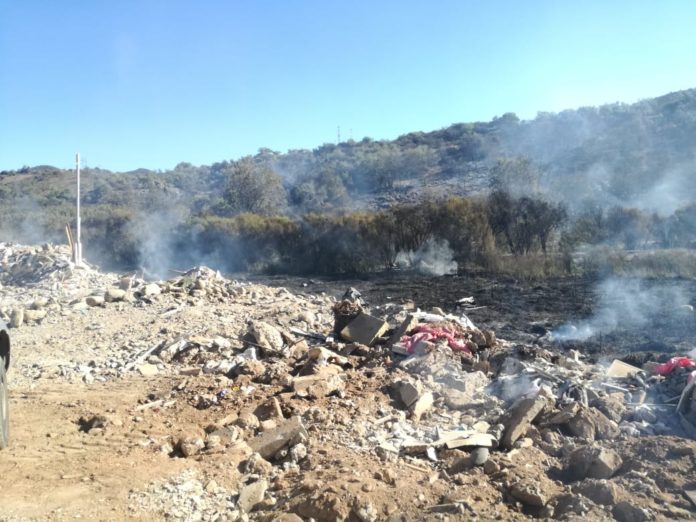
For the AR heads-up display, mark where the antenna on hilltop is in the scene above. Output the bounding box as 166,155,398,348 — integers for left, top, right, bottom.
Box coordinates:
337,125,341,144
75,153,83,266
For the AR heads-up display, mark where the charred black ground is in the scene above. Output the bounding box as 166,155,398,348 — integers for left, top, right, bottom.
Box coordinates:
258,272,696,361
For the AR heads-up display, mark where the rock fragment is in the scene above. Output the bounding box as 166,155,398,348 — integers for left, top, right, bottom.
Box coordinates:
339,312,389,346
566,446,623,480
248,416,307,459
9,308,24,328
237,479,268,513
247,320,284,352
105,288,127,302
86,295,105,307
501,396,547,449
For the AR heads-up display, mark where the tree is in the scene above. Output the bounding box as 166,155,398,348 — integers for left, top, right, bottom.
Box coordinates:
220,158,287,216
490,157,541,195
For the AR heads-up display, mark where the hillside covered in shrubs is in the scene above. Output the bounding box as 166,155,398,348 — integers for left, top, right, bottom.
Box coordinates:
2,88,696,277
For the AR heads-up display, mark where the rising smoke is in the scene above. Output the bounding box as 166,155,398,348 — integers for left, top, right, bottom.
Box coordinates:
552,277,691,341
128,207,188,280
395,238,458,276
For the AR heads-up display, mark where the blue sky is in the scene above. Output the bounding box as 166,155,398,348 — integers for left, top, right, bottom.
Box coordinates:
2,1,696,171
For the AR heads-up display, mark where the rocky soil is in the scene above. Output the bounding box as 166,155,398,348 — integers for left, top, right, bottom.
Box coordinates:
1,243,696,521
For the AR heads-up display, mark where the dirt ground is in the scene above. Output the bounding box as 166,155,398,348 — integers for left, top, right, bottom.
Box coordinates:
3,252,696,521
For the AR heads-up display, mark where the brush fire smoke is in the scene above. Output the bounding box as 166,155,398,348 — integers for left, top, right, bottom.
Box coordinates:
552,277,694,342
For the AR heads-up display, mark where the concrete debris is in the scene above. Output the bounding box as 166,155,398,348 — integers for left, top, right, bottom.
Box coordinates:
500,396,547,449
566,446,623,480
247,320,284,352
612,501,653,522
237,479,268,513
387,313,419,347
606,359,642,378
574,479,624,506
2,241,694,520
137,363,159,377
509,480,548,507
105,288,127,302
339,312,389,346
248,416,308,460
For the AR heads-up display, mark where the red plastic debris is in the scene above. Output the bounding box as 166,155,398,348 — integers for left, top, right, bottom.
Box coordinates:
654,357,696,376
399,324,472,354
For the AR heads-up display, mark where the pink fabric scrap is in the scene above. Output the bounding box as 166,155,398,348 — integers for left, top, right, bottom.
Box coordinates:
654,357,696,376
400,324,471,354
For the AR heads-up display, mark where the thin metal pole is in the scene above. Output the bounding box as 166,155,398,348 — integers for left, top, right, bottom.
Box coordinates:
75,152,82,266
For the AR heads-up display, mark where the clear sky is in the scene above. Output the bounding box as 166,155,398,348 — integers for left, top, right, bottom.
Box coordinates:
2,1,696,171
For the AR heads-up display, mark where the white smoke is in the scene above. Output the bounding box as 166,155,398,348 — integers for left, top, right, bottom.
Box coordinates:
552,277,689,341
128,207,188,280
395,238,457,276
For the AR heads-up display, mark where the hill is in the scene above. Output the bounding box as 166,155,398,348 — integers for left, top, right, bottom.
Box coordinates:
2,88,696,274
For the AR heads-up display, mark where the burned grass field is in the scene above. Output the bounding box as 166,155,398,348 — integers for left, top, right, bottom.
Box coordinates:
262,271,696,356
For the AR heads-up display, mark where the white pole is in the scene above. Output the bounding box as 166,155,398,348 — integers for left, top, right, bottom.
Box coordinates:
75,152,83,266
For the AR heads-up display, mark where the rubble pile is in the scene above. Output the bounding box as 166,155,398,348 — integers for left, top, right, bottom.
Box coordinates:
4,242,696,520
0,242,77,286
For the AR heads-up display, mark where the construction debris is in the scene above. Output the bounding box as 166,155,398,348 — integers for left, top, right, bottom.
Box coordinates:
3,241,696,520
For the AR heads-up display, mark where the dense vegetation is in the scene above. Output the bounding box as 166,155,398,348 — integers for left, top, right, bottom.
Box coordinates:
2,88,696,278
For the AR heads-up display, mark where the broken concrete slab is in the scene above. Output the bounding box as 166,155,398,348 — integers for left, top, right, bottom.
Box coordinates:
23,309,47,322
238,479,268,513
606,359,642,378
248,416,308,460
574,479,623,506
137,363,159,377
387,313,418,347
444,432,497,449
105,288,127,302
396,380,423,409
501,396,547,449
339,312,389,346
509,480,548,507
566,446,623,480
247,320,284,352
411,392,434,422
86,295,105,307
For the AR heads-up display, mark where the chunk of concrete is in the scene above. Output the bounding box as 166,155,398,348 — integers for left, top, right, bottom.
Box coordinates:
142,283,161,296
444,432,497,449
501,397,547,449
566,407,620,441
340,312,389,346
396,380,422,409
238,479,268,513
411,392,434,421
247,320,284,352
509,480,548,507
606,359,641,378
248,416,307,459
23,309,47,322
566,446,623,480
137,363,159,377
10,308,24,328
292,367,345,398
86,295,105,307
575,479,623,506
612,501,651,522
105,288,127,302
387,314,418,347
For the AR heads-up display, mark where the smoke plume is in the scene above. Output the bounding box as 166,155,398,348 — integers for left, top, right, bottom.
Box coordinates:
552,277,690,341
395,238,457,276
